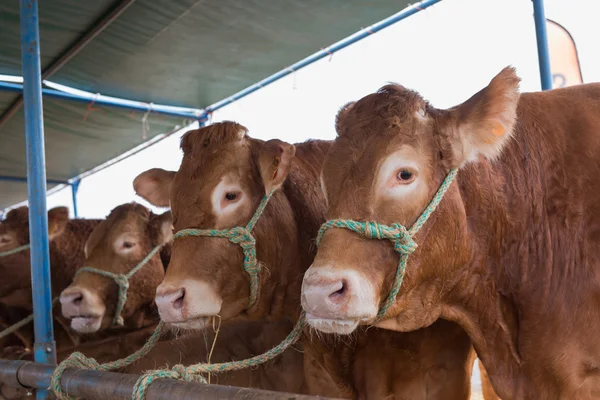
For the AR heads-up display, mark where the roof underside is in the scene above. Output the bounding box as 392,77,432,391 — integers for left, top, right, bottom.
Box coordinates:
0,0,412,209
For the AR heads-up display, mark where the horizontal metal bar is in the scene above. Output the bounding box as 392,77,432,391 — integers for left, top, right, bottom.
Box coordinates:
0,175,70,185
0,360,334,400
0,81,207,121
205,0,443,114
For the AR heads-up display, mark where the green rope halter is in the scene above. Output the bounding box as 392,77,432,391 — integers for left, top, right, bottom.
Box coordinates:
317,168,458,321
75,244,164,326
173,190,274,309
0,244,30,257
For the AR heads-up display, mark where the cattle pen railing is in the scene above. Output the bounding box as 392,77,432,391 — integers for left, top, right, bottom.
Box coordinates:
0,360,336,400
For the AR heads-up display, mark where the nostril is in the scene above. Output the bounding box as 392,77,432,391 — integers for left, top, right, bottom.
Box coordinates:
172,288,185,310
327,280,348,302
72,293,83,306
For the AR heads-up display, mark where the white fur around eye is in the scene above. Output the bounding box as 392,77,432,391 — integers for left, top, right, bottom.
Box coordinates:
375,149,422,199
114,234,138,255
211,179,248,220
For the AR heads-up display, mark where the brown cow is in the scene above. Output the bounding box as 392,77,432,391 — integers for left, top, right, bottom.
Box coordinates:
0,207,155,359
60,203,172,333
134,122,476,399
0,206,101,350
60,201,307,393
300,67,600,399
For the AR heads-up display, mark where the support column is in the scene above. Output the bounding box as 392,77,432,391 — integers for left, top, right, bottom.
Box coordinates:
532,0,553,90
71,180,80,218
19,3,57,400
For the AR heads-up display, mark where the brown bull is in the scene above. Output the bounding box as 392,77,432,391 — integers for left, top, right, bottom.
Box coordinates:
134,122,477,399
301,66,600,399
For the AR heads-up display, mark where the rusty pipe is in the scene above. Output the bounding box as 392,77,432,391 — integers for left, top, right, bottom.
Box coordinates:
0,360,335,400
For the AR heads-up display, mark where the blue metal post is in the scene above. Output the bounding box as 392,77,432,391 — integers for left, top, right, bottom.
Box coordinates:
20,3,56,400
71,180,80,218
532,0,553,90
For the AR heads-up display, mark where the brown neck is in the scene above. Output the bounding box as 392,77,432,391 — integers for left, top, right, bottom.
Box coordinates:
440,100,600,398
251,140,330,322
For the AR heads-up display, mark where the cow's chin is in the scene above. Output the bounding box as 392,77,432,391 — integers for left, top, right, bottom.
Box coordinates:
167,316,215,331
71,315,103,333
305,314,360,335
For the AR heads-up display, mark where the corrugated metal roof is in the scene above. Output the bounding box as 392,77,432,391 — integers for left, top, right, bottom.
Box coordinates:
0,0,413,209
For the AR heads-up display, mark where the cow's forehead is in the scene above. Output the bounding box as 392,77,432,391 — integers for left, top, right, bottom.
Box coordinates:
104,204,149,233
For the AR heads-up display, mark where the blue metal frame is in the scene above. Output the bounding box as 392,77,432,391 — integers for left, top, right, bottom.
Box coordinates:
71,179,80,218
20,2,56,400
0,81,206,121
532,0,553,90
0,175,69,185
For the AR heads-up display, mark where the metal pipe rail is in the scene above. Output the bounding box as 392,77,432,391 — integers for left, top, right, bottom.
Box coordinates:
0,360,336,400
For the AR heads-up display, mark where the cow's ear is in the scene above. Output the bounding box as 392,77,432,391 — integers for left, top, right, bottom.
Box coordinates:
257,139,296,194
48,207,69,240
335,102,355,137
447,66,520,167
150,211,173,246
133,168,175,208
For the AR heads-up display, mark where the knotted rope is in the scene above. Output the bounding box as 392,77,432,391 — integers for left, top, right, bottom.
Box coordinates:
49,313,306,400
131,312,306,400
173,190,274,308
75,244,164,326
50,321,165,400
0,244,30,258
317,168,458,320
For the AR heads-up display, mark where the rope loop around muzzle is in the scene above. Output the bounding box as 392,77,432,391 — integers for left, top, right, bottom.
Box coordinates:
316,168,458,321
173,190,274,309
75,244,164,326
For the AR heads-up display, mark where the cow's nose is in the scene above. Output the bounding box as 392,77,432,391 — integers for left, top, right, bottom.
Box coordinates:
60,287,97,318
61,290,83,307
301,271,352,317
301,266,378,321
155,285,186,322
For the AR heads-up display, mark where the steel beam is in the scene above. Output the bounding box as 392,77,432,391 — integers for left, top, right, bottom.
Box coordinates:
19,2,56,400
0,81,206,120
0,175,69,185
71,179,80,218
0,361,334,400
532,0,553,90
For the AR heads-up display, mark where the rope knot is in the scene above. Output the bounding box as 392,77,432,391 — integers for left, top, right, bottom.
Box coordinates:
172,365,191,381
390,223,417,255
226,227,255,249
114,274,130,290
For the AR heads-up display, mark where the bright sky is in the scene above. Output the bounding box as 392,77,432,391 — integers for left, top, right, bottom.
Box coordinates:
36,0,599,218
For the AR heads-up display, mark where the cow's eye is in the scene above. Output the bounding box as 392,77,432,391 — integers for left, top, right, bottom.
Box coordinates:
123,241,135,249
225,192,239,201
397,170,415,183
